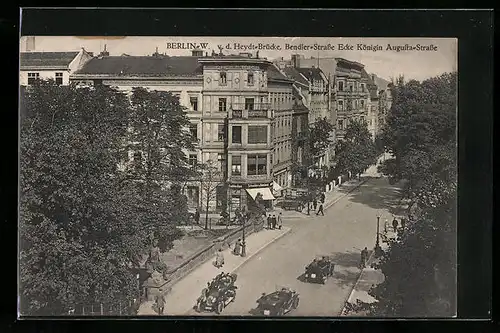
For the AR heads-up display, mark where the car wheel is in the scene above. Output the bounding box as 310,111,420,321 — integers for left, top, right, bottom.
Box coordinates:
215,302,224,314
292,298,299,309
322,276,327,284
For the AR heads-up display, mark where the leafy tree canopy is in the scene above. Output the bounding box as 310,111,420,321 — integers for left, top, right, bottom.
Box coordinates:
309,117,334,158
19,81,191,315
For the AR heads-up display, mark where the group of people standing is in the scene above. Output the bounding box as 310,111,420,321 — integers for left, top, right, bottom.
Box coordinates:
266,212,283,230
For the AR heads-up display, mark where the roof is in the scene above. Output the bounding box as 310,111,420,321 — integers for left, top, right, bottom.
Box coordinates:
267,65,291,82
20,51,80,67
335,57,364,70
282,67,310,86
74,55,203,76
296,67,324,81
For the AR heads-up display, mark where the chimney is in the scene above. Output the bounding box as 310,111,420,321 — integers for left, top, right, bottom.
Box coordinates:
99,44,109,57
371,74,376,82
25,36,36,52
291,54,301,68
191,48,203,57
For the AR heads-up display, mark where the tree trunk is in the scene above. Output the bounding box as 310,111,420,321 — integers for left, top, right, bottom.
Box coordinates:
205,194,209,230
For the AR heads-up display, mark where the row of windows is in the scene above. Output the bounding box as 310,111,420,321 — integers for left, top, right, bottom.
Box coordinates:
337,81,366,93
272,115,292,138
337,116,367,130
27,72,63,85
189,124,268,144
337,99,368,110
188,153,268,176
273,140,292,165
218,71,256,86
268,91,293,109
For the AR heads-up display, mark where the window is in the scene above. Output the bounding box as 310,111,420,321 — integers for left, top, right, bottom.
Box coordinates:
231,156,241,175
361,83,366,92
338,119,344,130
189,124,198,141
361,100,365,108
338,100,344,111
248,126,267,144
218,153,226,173
27,72,39,85
338,81,344,91
232,125,242,144
55,72,63,85
190,97,198,111
245,98,254,110
217,124,226,141
219,72,227,85
188,154,197,169
349,84,353,92
216,186,225,209
247,154,267,176
218,98,227,112
247,72,254,85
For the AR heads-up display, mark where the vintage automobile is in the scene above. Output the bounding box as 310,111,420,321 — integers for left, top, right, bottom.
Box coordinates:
194,273,238,314
255,287,300,316
280,199,304,211
304,255,335,284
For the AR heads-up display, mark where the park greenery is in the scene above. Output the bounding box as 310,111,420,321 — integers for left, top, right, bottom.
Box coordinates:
19,81,194,315
352,72,457,317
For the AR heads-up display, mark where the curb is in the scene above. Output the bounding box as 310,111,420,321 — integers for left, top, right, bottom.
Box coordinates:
181,227,292,315
339,250,376,316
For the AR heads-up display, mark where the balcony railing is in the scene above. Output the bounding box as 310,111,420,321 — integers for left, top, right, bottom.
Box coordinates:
231,103,271,111
229,108,271,119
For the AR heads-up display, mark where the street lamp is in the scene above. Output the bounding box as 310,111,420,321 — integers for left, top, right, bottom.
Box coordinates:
375,215,382,256
136,273,141,299
241,214,247,257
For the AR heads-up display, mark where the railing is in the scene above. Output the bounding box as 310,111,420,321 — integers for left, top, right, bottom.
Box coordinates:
231,103,271,111
229,108,271,119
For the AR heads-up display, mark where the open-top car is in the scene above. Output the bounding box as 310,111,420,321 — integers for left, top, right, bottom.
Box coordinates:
304,255,335,284
255,286,299,316
194,272,238,314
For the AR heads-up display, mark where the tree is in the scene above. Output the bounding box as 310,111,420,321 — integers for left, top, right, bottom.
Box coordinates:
199,160,224,230
334,120,378,176
19,81,189,315
354,72,457,317
309,117,334,161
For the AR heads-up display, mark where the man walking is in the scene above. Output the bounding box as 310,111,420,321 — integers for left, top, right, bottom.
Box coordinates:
194,208,200,225
313,198,318,211
316,202,324,216
271,214,277,229
360,247,369,269
267,214,272,229
392,217,399,233
155,289,166,315
277,212,283,230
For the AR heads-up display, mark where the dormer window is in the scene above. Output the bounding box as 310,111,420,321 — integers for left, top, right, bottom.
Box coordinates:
219,72,227,85
247,72,254,85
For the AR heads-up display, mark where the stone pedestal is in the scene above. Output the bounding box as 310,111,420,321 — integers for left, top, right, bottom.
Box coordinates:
143,270,171,302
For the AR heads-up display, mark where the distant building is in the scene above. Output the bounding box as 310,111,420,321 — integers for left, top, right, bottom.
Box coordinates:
20,49,93,86
378,84,393,131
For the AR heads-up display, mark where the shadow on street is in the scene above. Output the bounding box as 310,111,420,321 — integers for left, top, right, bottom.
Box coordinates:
337,176,407,217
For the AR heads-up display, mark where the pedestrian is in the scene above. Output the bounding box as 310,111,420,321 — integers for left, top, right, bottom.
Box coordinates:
401,218,406,230
360,247,369,269
272,214,278,229
313,198,318,211
277,212,283,230
392,217,398,232
155,289,166,315
194,208,200,225
320,192,325,203
233,238,242,256
214,248,224,268
316,203,324,216
267,214,272,229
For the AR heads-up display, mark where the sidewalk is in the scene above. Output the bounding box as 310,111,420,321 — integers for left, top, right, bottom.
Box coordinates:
276,178,367,219
138,226,291,316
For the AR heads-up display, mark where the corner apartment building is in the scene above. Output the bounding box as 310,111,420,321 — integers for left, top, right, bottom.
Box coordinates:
20,37,93,86
70,48,292,215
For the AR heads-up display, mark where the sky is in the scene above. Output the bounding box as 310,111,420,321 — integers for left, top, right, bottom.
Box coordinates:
20,36,457,82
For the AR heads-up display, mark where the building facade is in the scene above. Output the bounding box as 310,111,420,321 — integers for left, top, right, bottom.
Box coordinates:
366,73,380,139
70,49,293,217
377,84,393,131
20,48,93,86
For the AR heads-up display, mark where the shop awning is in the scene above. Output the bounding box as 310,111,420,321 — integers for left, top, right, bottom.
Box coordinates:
246,188,276,201
272,181,283,192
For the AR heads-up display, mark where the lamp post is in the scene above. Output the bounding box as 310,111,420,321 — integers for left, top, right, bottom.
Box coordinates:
136,273,141,299
241,214,247,257
375,215,382,256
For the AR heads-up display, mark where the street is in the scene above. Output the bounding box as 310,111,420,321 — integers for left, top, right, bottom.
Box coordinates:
185,172,404,316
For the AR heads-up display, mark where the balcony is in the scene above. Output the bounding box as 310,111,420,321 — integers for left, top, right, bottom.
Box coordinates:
229,103,272,119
